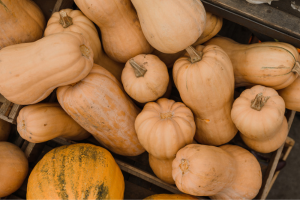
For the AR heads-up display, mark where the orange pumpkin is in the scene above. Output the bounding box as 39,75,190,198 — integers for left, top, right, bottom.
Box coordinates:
0,119,11,141
27,143,124,199
278,76,300,111
57,64,145,156
173,45,237,145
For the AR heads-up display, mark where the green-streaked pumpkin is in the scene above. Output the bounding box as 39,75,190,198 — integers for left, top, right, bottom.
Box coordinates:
27,143,124,200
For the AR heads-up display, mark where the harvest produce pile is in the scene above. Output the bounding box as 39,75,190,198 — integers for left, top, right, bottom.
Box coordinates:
0,0,299,199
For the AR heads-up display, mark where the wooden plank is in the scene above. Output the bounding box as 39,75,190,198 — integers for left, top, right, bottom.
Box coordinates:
0,99,12,116
0,115,14,124
8,104,22,122
52,0,63,13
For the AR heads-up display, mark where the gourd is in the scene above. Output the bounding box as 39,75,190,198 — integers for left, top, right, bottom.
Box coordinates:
278,77,300,111
27,143,124,199
57,64,145,156
231,85,288,153
135,98,195,184
0,0,45,49
122,55,169,103
205,37,299,89
0,142,28,197
44,9,124,82
173,45,237,146
144,194,198,199
17,103,90,143
74,0,153,63
172,144,262,199
0,32,94,105
131,0,206,54
0,119,11,141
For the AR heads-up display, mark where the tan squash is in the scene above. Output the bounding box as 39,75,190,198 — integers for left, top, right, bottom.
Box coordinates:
173,45,237,146
74,0,153,63
57,64,145,156
122,54,169,103
205,37,299,89
172,144,262,199
278,77,300,111
0,142,28,197
135,98,195,184
44,9,124,82
144,194,198,200
152,49,186,69
0,32,94,105
0,119,11,141
0,0,45,49
17,103,90,143
132,0,206,54
231,85,288,153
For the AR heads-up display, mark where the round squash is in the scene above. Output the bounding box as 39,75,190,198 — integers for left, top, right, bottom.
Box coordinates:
131,0,206,54
144,194,198,200
17,103,90,143
74,0,153,63
44,9,124,82
0,32,94,105
205,37,299,89
27,143,124,199
122,55,169,103
57,64,145,156
173,45,237,146
0,119,11,141
0,0,45,49
0,142,28,197
278,76,300,111
231,85,288,153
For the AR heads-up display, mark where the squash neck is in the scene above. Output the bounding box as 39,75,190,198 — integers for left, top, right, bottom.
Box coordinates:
251,93,270,111
186,46,203,63
59,11,73,28
292,61,300,75
129,59,147,78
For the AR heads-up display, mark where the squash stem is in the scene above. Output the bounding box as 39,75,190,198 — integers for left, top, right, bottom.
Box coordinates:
292,61,300,75
186,46,202,63
251,93,270,111
59,11,73,28
129,59,147,78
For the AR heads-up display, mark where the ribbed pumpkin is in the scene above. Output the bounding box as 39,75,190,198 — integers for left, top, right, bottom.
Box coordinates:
231,85,288,153
172,144,262,199
173,45,237,146
57,64,145,156
0,142,28,197
278,76,300,111
135,98,195,184
144,194,198,200
17,103,90,143
122,54,169,103
44,9,124,82
0,32,93,105
0,119,11,141
27,143,124,199
205,37,299,89
0,0,45,49
74,0,153,63
131,0,206,54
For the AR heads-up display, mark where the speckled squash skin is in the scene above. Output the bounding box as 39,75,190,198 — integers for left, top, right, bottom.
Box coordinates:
144,194,198,200
27,143,124,200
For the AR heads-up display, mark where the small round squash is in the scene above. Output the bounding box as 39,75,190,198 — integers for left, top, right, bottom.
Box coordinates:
0,142,28,197
122,55,169,103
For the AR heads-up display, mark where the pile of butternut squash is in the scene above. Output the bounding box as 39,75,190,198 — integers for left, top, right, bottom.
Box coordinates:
1,0,299,199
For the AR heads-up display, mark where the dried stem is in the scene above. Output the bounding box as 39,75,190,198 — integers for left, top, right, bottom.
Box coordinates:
59,11,73,28
129,59,147,78
186,46,203,63
251,93,270,111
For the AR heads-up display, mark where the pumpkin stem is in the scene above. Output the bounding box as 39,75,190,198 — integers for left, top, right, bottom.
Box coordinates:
59,11,73,28
292,61,300,75
179,159,189,175
160,112,173,119
129,59,147,78
80,44,90,58
186,46,203,63
251,93,270,111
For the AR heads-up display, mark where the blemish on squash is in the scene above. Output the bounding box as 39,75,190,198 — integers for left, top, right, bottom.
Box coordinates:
0,0,9,12
44,124,47,126
80,44,90,58
180,159,189,175
200,119,210,123
22,120,26,129
95,182,109,199
160,112,173,119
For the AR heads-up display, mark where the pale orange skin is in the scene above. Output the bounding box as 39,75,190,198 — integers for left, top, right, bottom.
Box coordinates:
0,32,94,105
278,76,300,111
144,194,198,200
173,45,237,146
57,64,145,156
205,37,299,89
0,119,11,141
44,9,124,82
0,0,45,49
232,85,288,153
0,142,28,197
74,0,153,63
17,103,90,143
27,143,124,199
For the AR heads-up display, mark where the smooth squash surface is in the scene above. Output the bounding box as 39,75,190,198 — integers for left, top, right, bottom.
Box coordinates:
278,77,300,111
